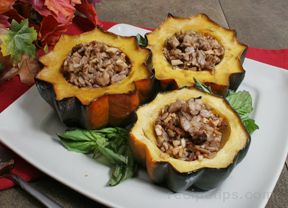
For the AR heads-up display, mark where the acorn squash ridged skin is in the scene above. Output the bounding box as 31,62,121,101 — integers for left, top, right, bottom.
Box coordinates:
129,88,250,192
146,138,250,192
36,27,155,129
147,13,247,94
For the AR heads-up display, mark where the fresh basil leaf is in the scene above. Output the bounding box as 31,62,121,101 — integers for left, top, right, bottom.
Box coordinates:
136,34,148,47
226,91,253,118
123,148,138,179
242,118,259,134
192,80,259,134
58,127,137,186
109,164,125,186
109,137,125,151
226,90,259,134
60,140,96,154
58,129,94,142
109,150,137,186
194,78,212,94
89,131,108,146
97,145,128,164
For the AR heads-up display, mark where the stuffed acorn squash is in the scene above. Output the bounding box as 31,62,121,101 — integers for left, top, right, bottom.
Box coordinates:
147,14,247,93
130,88,250,192
36,27,153,129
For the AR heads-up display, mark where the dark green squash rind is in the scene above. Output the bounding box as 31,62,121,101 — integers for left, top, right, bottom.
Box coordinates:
35,80,86,128
36,78,157,129
130,88,251,192
228,47,247,91
228,71,245,92
148,14,248,95
149,137,250,192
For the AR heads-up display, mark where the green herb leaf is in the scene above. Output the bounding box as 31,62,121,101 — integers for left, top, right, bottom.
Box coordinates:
194,80,259,134
136,34,148,47
60,140,96,154
58,129,95,142
109,165,125,186
194,78,212,94
4,19,37,63
226,91,253,119
58,127,137,186
226,90,259,134
95,144,128,164
58,130,98,154
242,118,259,134
0,63,4,72
109,147,137,186
44,44,49,54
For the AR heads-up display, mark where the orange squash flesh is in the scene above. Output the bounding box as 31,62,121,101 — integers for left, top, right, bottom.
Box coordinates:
147,14,247,92
129,88,250,192
36,27,153,129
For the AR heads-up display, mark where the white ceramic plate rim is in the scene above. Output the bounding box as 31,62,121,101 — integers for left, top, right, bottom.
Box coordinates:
0,24,288,208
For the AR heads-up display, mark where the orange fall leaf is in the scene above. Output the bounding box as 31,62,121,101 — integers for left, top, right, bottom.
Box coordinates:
0,0,15,14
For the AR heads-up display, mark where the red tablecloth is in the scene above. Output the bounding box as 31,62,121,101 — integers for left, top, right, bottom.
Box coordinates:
0,20,287,191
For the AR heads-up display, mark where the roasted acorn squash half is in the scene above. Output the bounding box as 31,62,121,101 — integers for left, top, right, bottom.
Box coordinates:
147,14,247,93
130,88,250,192
36,27,154,129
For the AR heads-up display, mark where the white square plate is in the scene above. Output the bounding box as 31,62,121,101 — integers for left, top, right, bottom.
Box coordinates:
0,24,288,208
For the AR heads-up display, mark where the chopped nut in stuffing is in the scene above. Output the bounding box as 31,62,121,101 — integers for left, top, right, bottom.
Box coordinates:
163,31,224,71
62,41,131,88
155,97,227,161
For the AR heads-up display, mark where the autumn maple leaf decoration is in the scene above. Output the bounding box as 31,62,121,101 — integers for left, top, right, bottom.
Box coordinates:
0,0,101,84
0,19,40,84
32,0,101,46
0,0,15,14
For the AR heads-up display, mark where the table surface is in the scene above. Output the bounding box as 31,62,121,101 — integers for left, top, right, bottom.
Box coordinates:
1,0,288,207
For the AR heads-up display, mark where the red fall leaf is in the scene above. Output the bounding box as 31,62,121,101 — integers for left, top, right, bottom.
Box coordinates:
31,0,79,24
17,55,40,85
2,8,25,24
0,52,12,70
0,0,15,14
0,0,102,84
0,55,40,85
76,0,101,26
0,67,18,82
38,15,70,46
30,0,50,18
0,14,10,28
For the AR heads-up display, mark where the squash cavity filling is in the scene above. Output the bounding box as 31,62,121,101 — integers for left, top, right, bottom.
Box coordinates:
163,31,224,71
154,97,227,161
62,41,131,88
